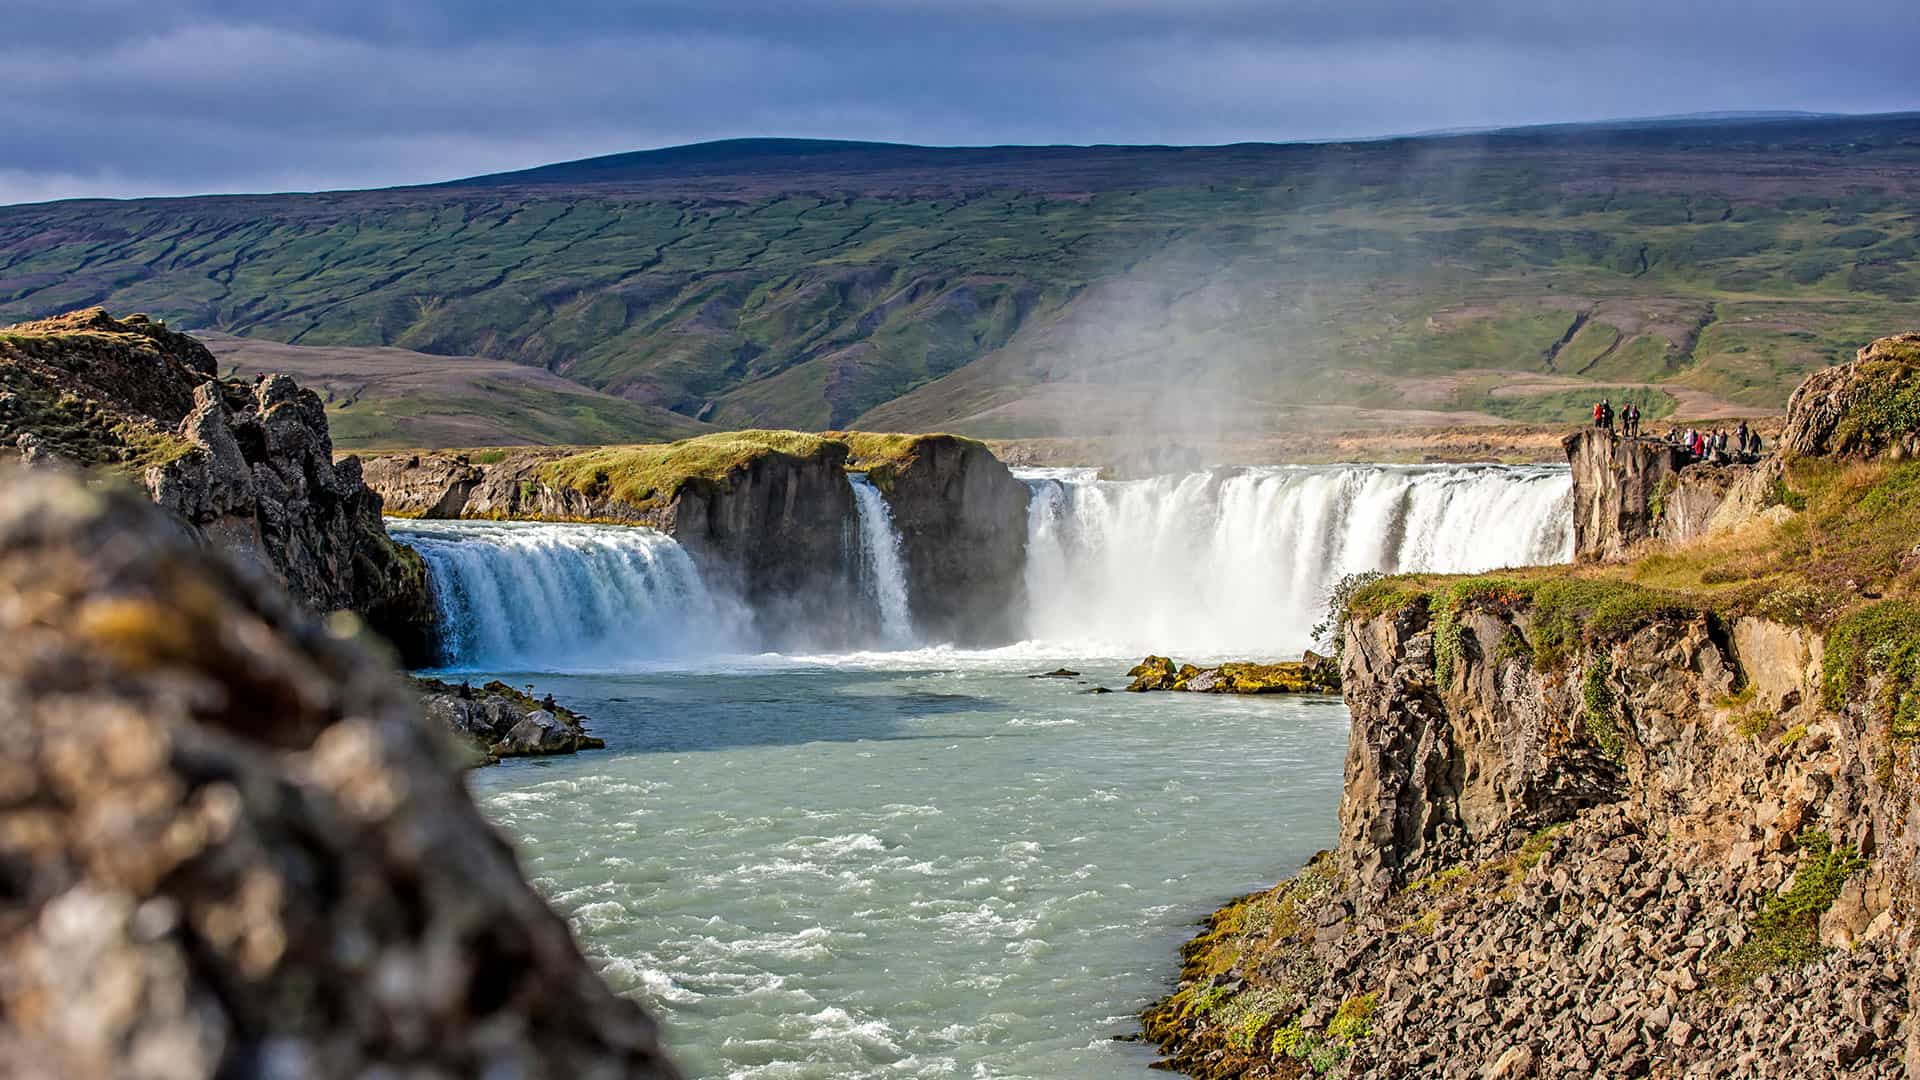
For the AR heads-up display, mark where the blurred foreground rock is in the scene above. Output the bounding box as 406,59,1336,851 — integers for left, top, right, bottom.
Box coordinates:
0,467,677,1079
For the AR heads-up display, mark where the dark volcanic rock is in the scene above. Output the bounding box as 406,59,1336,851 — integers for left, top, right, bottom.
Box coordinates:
1563,428,1689,561
364,432,1035,646
415,678,608,766
860,435,1031,645
0,467,677,1079
0,309,438,664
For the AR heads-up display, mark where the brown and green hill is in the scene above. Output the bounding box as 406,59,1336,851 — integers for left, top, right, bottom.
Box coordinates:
4,114,1920,445
199,333,710,449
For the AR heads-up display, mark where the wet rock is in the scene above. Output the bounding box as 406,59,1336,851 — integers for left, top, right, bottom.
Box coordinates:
0,467,678,1078
1125,656,1340,694
413,678,606,765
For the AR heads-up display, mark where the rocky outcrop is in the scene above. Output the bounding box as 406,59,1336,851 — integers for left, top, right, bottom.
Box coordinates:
1563,429,1689,561
1126,654,1340,694
366,431,1038,646
414,678,607,766
364,442,856,639
847,434,1030,644
0,309,437,664
1782,332,1920,460
0,466,678,1078
1145,585,1915,1078
1658,456,1792,543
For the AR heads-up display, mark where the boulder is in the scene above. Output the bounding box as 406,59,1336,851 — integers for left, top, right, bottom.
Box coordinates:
1781,332,1920,460
0,466,677,1078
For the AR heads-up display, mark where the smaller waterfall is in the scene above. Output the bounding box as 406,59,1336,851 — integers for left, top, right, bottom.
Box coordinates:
848,474,915,646
390,519,751,669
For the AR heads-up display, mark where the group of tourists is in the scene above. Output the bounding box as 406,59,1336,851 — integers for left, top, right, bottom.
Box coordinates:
1589,397,1763,464
1666,418,1766,461
1667,421,1762,464
1590,398,1644,437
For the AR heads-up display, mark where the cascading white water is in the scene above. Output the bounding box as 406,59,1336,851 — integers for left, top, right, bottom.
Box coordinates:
389,519,751,669
848,473,915,645
1019,464,1573,657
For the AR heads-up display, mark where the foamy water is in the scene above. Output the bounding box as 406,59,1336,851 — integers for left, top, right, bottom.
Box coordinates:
468,659,1349,1078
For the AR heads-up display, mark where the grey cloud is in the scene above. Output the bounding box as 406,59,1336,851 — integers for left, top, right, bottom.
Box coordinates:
7,0,1919,203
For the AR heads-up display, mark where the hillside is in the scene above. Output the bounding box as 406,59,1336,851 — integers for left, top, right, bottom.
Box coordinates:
4,114,1920,443
199,334,710,449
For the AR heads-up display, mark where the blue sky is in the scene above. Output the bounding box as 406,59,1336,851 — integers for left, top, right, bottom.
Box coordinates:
8,0,1918,204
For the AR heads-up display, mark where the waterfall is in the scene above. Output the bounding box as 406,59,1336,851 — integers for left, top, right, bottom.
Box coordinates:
848,473,915,646
1019,464,1573,657
389,519,751,669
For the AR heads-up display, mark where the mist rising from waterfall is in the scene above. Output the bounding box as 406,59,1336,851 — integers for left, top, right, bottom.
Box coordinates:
391,519,751,669
1020,464,1572,657
849,473,915,645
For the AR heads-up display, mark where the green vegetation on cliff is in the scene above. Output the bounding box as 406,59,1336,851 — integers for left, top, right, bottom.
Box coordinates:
536,429,839,511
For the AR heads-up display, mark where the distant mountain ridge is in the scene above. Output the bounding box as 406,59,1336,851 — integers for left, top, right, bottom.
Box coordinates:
3,111,1918,445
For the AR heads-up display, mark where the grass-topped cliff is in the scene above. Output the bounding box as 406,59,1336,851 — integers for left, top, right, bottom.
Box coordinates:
535,429,844,513
1145,335,1920,1078
0,308,207,471
6,115,1920,442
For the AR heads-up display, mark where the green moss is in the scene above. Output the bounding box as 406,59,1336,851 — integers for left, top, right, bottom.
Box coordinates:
1314,570,1387,657
1530,578,1701,670
1833,357,1920,454
468,448,509,465
1734,710,1773,739
1583,656,1624,762
1327,992,1378,1043
1426,577,1534,684
1778,723,1810,748
1822,599,1920,738
537,429,837,510
1512,822,1570,877
1344,573,1429,622
1494,628,1534,667
1715,830,1868,989
829,430,983,472
1650,473,1677,525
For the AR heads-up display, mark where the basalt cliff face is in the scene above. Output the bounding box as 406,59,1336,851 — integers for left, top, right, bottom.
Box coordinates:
1563,429,1689,562
0,467,677,1078
0,309,437,663
1147,342,1920,1079
363,431,1033,646
845,433,1030,644
1147,590,1914,1079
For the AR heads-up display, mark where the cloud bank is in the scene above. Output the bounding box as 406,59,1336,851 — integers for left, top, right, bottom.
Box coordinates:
8,0,1918,203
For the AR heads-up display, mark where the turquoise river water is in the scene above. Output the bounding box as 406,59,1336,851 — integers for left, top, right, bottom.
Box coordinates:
464,656,1349,1079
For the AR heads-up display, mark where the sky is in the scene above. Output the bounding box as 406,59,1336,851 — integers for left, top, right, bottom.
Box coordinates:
8,0,1919,205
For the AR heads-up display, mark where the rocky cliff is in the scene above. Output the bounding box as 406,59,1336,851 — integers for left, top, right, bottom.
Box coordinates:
1563,429,1689,561
1782,332,1920,460
0,466,677,1078
840,432,1030,644
1148,339,1920,1078
1146,584,1913,1079
0,309,437,663
364,430,1034,646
